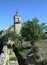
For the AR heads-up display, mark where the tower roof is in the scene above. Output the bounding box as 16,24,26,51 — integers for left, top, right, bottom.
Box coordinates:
15,11,21,16
16,11,19,16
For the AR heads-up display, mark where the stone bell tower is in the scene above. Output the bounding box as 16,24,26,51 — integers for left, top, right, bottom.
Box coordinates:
14,11,21,34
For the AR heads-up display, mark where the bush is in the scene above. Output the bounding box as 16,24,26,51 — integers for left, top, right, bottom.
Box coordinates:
10,57,17,61
7,44,12,49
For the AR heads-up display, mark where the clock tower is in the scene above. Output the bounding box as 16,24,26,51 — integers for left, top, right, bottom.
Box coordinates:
14,11,21,34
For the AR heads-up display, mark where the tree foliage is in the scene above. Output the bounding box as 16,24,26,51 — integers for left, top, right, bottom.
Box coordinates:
21,18,46,43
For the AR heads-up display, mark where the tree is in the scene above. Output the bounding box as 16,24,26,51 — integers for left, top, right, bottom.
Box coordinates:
21,18,43,45
45,26,47,33
41,23,47,39
21,18,47,60
0,30,3,35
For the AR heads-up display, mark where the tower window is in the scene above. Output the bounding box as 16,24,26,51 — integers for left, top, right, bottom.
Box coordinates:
17,18,20,22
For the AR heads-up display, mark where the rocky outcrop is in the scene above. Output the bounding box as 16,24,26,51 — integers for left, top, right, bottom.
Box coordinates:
0,44,19,65
12,44,27,65
0,45,9,65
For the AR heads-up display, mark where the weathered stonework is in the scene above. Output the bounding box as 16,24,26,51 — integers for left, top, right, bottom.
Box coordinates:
14,11,21,34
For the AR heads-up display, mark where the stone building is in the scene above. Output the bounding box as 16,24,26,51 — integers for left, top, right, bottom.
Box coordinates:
14,11,21,34
2,11,21,35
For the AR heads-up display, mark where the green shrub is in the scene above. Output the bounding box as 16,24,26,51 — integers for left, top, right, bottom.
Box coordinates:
10,57,17,61
7,44,12,49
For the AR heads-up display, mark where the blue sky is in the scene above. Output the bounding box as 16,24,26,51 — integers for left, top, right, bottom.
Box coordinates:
0,0,47,30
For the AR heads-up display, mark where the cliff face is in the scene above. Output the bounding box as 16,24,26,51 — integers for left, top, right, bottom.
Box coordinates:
0,44,19,65
0,45,9,65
